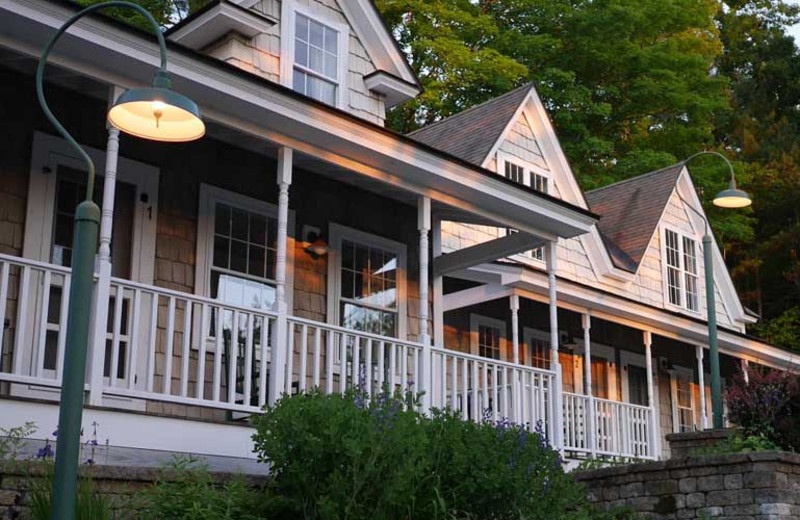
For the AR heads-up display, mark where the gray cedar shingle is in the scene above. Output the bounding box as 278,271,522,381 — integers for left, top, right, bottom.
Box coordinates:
585,163,684,272
407,84,534,165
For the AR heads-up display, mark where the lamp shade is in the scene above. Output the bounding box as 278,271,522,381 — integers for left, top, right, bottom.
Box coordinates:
306,237,331,256
108,87,205,142
713,185,752,208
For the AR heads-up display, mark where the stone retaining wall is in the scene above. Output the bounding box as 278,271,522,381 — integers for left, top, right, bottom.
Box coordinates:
575,451,800,519
0,461,267,519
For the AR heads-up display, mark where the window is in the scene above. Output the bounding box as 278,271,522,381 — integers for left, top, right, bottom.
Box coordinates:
591,356,609,399
329,224,407,339
292,13,340,106
664,228,700,311
530,337,550,369
339,239,399,337
502,157,548,261
627,365,649,406
470,315,506,361
676,375,694,432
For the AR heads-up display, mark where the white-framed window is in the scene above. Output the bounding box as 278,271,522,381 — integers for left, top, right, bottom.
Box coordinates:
662,227,700,312
470,314,506,360
620,351,650,407
281,1,349,108
327,224,407,338
670,367,695,433
498,152,550,261
195,185,288,311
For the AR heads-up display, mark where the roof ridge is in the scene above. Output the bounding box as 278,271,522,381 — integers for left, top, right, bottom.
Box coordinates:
586,162,685,195
408,83,533,136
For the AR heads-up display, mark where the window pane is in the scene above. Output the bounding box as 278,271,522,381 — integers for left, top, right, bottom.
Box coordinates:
231,208,248,240
214,203,230,236
324,27,338,54
295,13,308,41
230,239,248,274
212,271,275,310
309,19,324,48
248,244,266,279
249,215,266,245
213,236,230,269
309,46,324,74
324,53,337,79
295,41,308,68
293,69,306,93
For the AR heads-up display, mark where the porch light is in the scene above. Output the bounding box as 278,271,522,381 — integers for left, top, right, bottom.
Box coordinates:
681,150,753,432
108,71,205,142
35,2,204,518
305,234,332,258
713,179,752,209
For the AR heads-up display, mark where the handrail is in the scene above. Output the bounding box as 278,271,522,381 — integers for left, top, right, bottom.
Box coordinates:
433,345,557,376
288,314,426,348
563,391,653,412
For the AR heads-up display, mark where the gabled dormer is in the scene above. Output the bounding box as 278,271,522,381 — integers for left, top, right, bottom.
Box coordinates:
166,0,420,125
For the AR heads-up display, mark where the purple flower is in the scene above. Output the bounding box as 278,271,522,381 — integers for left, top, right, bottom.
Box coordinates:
36,442,53,460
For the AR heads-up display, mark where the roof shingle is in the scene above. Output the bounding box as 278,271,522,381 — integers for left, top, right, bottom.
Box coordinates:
585,163,684,272
408,84,533,165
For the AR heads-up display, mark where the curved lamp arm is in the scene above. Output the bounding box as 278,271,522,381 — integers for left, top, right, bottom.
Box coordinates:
36,1,168,201
682,150,737,186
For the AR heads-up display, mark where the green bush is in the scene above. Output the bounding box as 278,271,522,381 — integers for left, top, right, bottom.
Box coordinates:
138,455,269,520
26,462,111,520
252,389,631,520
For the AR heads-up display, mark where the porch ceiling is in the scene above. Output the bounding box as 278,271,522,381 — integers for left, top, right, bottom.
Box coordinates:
0,0,597,241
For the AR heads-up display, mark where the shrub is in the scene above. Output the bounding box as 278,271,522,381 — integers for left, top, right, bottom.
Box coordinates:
725,367,800,451
138,455,269,520
26,462,111,520
252,389,628,520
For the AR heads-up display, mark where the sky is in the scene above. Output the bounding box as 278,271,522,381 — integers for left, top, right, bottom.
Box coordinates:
790,0,800,41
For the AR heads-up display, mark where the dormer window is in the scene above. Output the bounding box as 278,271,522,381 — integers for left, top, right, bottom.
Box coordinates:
663,228,700,312
293,13,339,106
502,155,549,261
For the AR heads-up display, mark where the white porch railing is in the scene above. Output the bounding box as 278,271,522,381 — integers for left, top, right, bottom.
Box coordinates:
0,252,656,460
429,348,556,441
563,392,656,460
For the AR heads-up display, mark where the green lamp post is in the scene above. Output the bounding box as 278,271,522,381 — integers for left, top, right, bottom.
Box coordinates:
681,151,751,431
36,4,204,518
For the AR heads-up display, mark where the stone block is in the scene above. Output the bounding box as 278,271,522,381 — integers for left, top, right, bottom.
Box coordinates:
678,477,697,493
706,489,753,506
697,506,724,517
686,492,706,508
724,473,744,490
645,479,678,496
620,482,643,498
697,475,724,492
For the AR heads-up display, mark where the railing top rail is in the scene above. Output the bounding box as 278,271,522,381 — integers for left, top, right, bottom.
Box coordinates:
110,276,280,318
0,252,73,274
432,346,557,377
563,392,652,412
287,314,426,349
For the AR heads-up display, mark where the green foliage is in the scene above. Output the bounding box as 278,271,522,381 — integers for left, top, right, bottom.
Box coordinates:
752,307,800,351
138,455,268,520
252,389,631,520
27,463,112,520
0,422,37,461
691,432,781,456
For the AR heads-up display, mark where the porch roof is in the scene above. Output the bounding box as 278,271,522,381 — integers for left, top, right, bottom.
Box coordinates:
0,0,597,242
443,261,798,371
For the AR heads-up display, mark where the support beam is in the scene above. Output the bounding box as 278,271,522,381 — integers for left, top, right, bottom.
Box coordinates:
269,147,292,405
582,312,596,456
546,241,563,451
432,216,444,349
432,231,545,277
88,92,122,405
697,344,707,430
644,331,659,457
418,197,431,412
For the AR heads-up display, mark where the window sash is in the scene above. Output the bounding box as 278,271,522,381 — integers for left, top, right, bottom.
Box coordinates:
664,229,700,311
478,324,502,360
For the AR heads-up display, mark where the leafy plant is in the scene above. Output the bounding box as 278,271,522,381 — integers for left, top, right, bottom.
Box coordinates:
692,431,781,455
725,367,800,452
253,388,630,520
139,455,268,520
0,422,37,461
27,462,111,520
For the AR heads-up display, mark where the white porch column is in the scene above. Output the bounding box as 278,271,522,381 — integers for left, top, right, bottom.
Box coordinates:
510,294,520,422
643,330,660,457
418,197,432,413
545,241,563,451
582,312,596,456
432,216,444,349
741,359,750,384
697,344,707,430
269,147,292,405
88,97,122,405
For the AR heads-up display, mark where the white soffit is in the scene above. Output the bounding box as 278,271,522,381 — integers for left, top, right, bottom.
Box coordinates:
167,1,276,50
364,70,420,108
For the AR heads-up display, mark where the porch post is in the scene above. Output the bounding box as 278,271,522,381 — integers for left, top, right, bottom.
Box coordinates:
696,344,707,430
88,95,122,405
510,294,520,421
546,241,563,451
432,216,444,349
418,196,432,413
643,330,659,457
582,312,596,457
269,147,292,405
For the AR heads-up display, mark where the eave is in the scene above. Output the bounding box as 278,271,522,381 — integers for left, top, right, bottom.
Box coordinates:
165,0,276,50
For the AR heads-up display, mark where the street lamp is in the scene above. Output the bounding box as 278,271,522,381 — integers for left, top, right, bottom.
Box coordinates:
36,3,203,518
681,151,751,431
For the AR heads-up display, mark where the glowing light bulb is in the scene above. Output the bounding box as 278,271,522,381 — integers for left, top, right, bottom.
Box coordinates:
152,101,166,128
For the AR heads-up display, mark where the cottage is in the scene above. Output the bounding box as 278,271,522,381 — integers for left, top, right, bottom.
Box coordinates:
0,0,789,470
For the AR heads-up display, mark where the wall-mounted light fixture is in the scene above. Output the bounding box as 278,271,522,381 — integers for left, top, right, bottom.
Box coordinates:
303,225,331,259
